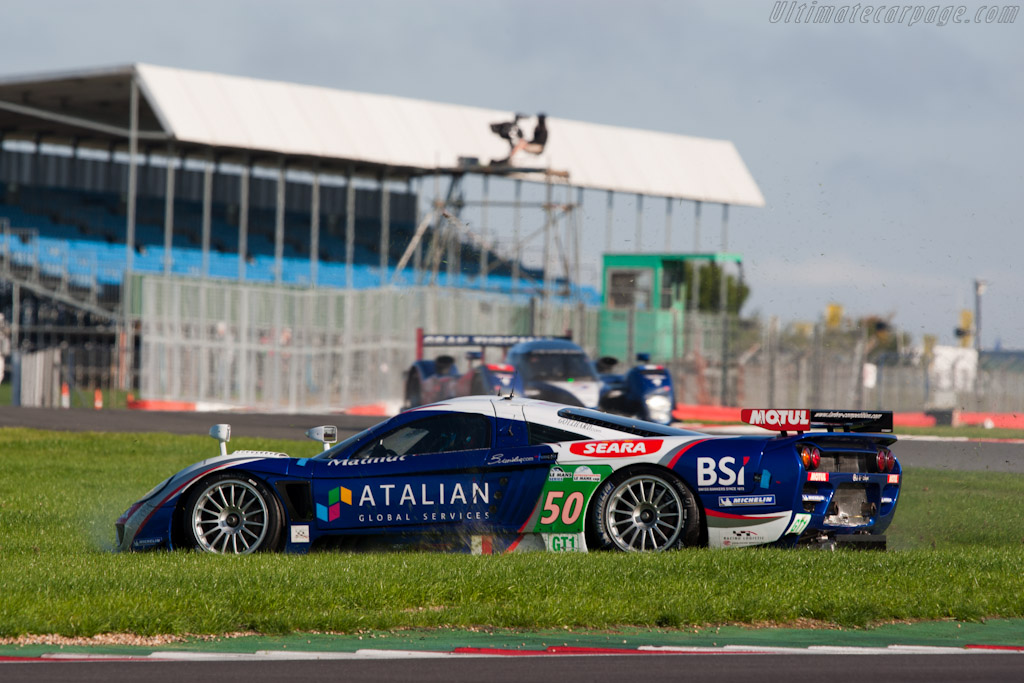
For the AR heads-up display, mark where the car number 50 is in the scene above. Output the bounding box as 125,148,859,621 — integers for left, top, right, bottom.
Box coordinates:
539,490,585,525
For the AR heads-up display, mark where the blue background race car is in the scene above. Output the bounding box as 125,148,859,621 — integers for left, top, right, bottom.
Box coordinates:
116,397,901,555
404,333,676,424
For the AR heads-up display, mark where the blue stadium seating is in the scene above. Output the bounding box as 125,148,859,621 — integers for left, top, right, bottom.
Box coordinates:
0,184,599,304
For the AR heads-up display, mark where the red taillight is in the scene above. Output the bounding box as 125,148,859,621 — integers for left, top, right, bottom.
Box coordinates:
800,445,821,470
877,448,894,473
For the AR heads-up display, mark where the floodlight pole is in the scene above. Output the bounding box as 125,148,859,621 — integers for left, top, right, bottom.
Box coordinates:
974,278,987,351
719,203,730,406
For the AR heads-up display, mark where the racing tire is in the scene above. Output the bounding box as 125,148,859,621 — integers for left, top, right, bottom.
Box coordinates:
405,373,422,408
587,466,702,552
183,473,283,555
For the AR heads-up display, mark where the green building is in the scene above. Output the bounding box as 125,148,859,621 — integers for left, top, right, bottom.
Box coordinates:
599,252,742,363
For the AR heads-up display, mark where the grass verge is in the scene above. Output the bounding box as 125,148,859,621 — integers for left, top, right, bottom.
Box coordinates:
0,427,1022,636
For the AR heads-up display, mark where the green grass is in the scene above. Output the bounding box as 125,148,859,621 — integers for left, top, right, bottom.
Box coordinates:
1,427,1023,637
0,381,134,410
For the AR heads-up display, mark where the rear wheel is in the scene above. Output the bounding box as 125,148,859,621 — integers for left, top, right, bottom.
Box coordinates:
588,466,702,551
471,372,489,396
184,473,283,554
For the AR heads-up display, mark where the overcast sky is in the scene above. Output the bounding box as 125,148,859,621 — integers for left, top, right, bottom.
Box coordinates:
2,0,1022,348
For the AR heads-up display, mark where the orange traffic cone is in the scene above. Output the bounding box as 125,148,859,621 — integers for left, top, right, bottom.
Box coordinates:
94,389,103,410
61,383,70,409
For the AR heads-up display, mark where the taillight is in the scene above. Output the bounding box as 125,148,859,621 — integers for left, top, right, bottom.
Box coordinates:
799,445,821,470
877,448,895,473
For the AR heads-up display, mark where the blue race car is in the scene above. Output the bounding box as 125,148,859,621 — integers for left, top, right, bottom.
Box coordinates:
405,334,676,424
116,397,900,555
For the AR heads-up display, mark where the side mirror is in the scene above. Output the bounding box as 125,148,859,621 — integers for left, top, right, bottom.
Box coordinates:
306,425,338,451
209,424,231,457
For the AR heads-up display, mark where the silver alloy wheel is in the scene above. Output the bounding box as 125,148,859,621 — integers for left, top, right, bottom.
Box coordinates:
190,478,270,554
604,474,685,551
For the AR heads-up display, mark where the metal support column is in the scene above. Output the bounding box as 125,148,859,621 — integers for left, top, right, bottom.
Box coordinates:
480,175,489,287
412,178,423,278
123,76,140,392
238,160,250,281
345,165,355,289
575,187,584,300
125,78,139,289
542,174,553,303
274,160,286,286
379,169,390,283
310,167,320,287
689,201,703,316
201,155,213,278
162,144,175,275
512,179,522,288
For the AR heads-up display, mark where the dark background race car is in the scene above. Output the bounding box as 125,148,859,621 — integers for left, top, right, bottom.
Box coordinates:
404,332,676,424
116,397,901,555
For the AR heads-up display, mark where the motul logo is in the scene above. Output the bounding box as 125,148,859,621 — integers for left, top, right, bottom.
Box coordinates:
569,440,663,456
742,409,810,430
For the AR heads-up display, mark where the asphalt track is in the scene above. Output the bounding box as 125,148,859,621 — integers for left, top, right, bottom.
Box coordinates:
1,405,1022,682
1,653,1023,683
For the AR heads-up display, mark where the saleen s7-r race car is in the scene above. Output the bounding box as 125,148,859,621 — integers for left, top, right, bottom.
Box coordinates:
405,333,675,424
116,397,901,555
116,397,901,552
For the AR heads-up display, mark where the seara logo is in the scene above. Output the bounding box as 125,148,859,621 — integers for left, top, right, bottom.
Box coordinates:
568,439,663,456
316,486,352,522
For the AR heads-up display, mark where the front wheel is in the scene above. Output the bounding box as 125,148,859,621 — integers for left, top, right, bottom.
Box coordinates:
588,466,702,551
183,473,283,554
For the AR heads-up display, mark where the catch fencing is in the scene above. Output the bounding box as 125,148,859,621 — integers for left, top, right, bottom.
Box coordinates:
137,276,598,412
134,276,1024,415
674,314,1024,415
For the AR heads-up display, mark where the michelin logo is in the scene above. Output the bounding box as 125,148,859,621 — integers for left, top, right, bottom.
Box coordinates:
718,494,776,507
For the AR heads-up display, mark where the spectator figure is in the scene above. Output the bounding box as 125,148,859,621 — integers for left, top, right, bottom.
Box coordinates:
491,113,547,165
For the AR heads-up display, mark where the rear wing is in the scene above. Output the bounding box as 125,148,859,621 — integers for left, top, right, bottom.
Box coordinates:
415,328,570,360
741,409,893,434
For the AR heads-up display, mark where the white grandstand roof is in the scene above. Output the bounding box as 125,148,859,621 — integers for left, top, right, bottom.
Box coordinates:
0,63,764,207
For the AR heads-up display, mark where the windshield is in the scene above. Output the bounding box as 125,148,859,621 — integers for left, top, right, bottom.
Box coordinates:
521,352,597,382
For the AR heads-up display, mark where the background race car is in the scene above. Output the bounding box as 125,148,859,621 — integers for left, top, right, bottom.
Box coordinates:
117,397,901,555
404,332,676,424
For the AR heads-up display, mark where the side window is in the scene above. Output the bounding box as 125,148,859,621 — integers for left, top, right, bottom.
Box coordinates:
352,413,492,459
527,422,589,445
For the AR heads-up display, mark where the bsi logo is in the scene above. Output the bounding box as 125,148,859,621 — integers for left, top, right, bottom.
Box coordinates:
697,456,748,488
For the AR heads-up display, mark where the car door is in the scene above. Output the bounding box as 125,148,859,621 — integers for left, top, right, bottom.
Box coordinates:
309,409,550,535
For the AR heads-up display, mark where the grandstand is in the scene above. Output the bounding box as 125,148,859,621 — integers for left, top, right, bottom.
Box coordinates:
0,64,763,410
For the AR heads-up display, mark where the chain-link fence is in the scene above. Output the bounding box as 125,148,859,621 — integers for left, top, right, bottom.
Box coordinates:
135,277,1024,414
